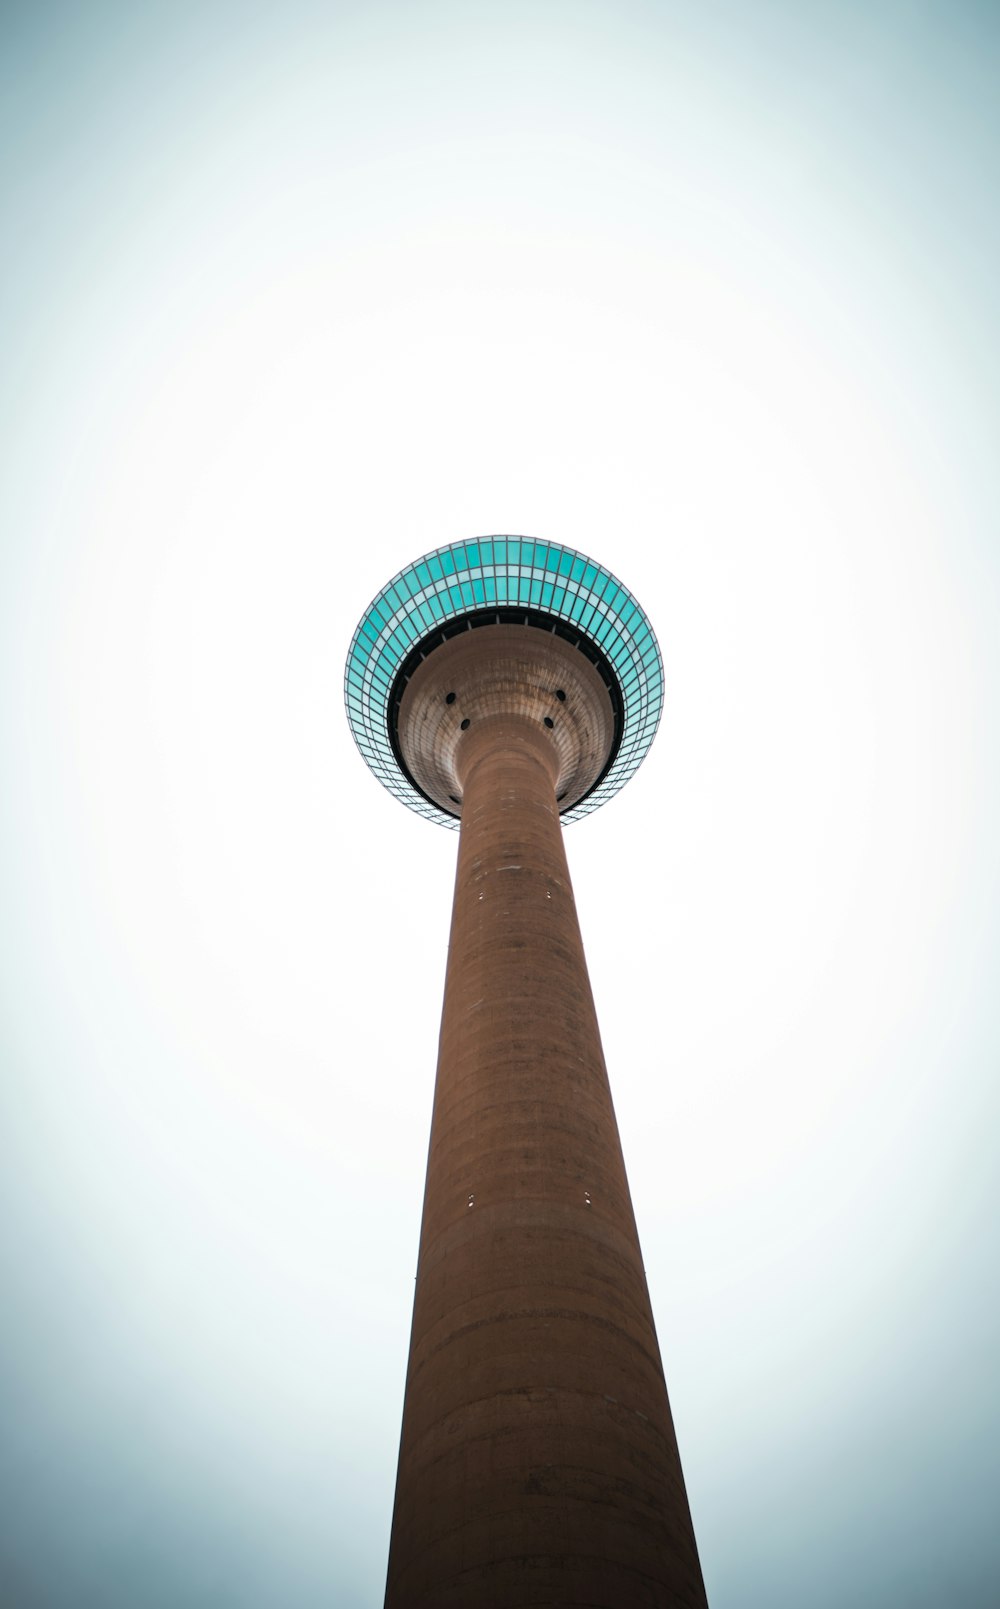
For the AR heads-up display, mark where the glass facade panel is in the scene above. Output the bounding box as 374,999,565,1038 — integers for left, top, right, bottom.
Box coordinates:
345,535,664,828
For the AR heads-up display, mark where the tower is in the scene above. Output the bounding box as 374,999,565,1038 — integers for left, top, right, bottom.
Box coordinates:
346,537,707,1609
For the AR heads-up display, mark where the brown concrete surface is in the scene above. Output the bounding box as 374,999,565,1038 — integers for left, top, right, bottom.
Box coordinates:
397,625,617,817
386,645,708,1609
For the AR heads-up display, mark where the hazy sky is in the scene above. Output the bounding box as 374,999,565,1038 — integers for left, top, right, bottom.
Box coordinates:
2,3,998,1606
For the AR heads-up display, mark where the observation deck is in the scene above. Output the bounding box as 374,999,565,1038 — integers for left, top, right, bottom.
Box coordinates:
345,536,663,825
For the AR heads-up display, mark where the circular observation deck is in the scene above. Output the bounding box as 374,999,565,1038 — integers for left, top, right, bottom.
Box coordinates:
344,537,663,827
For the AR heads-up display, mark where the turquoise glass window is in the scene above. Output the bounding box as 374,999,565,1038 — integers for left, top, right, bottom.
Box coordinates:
345,535,663,829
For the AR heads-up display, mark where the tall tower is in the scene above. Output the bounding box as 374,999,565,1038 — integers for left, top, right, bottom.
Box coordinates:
346,537,707,1609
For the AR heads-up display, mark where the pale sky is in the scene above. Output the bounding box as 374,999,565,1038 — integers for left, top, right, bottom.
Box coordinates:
2,3,998,1606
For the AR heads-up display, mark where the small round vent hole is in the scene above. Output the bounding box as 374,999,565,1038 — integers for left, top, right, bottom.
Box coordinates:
555,688,566,702
460,718,471,730
445,691,456,704
543,716,554,729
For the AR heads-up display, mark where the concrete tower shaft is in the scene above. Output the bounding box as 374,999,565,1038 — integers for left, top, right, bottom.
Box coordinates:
384,635,708,1608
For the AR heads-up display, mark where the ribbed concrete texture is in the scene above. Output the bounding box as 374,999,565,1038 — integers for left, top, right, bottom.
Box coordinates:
396,624,618,818
385,661,708,1608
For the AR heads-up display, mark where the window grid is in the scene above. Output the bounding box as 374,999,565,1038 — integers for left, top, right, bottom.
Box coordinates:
345,536,663,829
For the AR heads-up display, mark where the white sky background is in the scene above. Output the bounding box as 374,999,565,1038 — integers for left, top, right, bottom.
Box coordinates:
1,2,998,1605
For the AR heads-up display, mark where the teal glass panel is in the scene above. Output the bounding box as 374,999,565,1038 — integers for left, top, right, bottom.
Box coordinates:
345,535,662,830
